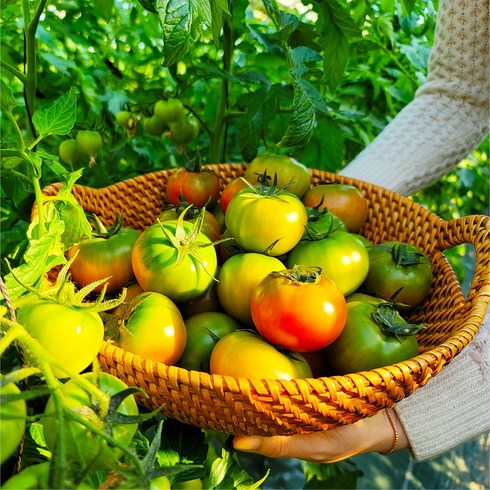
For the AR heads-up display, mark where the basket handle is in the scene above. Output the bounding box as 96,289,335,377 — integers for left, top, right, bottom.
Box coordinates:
439,215,490,306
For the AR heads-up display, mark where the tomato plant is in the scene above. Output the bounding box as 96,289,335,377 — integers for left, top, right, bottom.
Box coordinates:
165,165,220,208
244,153,311,199
362,241,433,309
250,265,347,351
209,330,313,380
177,311,241,371
224,185,307,257
216,252,284,325
0,379,27,465
286,231,370,296
115,292,187,365
16,300,104,378
302,183,368,233
68,214,140,293
325,300,422,374
42,372,139,470
132,211,218,303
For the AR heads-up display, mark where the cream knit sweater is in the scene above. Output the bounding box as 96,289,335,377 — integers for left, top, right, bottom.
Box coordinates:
340,0,490,461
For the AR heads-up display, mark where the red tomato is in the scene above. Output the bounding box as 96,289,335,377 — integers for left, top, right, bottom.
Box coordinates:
219,177,249,213
250,266,347,352
302,183,368,233
165,167,220,208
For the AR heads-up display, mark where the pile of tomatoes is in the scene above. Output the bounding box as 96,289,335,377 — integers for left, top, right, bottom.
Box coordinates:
22,153,434,385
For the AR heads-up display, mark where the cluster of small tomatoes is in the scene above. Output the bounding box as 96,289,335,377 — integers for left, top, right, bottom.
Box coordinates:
60,152,433,382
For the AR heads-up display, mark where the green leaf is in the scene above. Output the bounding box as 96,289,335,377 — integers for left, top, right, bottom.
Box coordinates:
210,0,230,45
303,459,362,489
32,91,77,138
94,0,114,21
401,0,416,13
156,0,208,66
0,79,17,113
277,81,316,148
36,148,69,179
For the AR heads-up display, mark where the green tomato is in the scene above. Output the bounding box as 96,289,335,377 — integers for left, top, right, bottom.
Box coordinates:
176,311,241,371
76,130,103,157
216,253,284,325
17,301,104,378
150,475,172,489
169,117,199,146
132,221,218,303
325,300,420,374
173,478,203,489
362,241,433,309
287,231,370,296
244,153,311,199
0,379,27,465
42,372,139,470
58,139,84,166
225,188,307,257
154,99,185,125
2,462,51,490
144,116,167,136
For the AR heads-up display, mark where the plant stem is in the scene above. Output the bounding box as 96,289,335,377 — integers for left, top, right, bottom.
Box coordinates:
0,59,27,84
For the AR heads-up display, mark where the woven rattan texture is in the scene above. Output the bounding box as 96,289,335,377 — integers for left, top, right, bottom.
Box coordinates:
39,164,490,436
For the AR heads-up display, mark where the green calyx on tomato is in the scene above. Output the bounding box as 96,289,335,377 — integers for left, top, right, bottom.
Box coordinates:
303,205,347,239
42,372,140,470
325,299,421,374
68,213,140,293
132,206,221,302
224,177,308,257
362,241,433,310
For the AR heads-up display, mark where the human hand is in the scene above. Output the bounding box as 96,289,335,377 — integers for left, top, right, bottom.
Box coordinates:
233,409,408,463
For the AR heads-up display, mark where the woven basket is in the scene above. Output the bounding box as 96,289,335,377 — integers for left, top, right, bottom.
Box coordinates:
39,163,490,436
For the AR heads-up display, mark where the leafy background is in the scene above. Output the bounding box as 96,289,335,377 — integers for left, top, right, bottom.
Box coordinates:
1,0,488,488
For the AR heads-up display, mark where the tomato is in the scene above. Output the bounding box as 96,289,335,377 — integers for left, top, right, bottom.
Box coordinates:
144,116,167,137
178,278,222,319
325,300,420,374
0,379,27,465
17,301,104,377
362,241,433,309
224,188,307,256
76,130,103,157
250,266,347,352
209,331,313,380
132,220,218,303
176,311,241,371
150,476,172,489
157,206,221,242
42,372,139,470
58,139,84,166
116,292,187,365
2,462,51,490
216,253,284,325
173,478,203,489
154,99,185,125
169,117,199,146
67,226,140,294
302,183,368,233
165,167,220,208
286,231,369,296
116,111,138,135
219,177,249,214
244,153,311,199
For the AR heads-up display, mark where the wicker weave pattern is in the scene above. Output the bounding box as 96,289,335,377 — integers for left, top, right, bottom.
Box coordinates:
39,164,490,436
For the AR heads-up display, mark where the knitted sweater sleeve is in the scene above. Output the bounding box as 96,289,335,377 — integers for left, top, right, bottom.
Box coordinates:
338,0,490,462
338,0,489,197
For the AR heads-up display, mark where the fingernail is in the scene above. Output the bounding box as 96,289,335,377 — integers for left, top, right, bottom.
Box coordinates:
234,436,260,452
